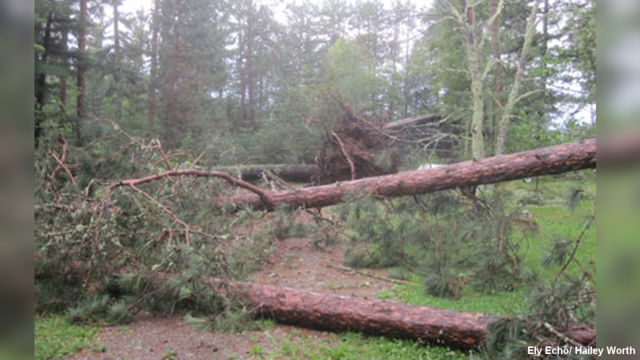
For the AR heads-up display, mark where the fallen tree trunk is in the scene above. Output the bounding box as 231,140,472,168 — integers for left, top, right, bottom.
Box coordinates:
212,164,318,183
383,114,440,131
206,279,596,350
213,138,598,211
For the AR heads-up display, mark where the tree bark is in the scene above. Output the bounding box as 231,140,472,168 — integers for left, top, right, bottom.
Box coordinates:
460,0,485,161
540,0,550,129
246,0,256,129
59,26,69,113
383,114,440,131
164,0,183,149
148,0,160,133
113,0,122,122
76,0,87,143
494,0,542,156
36,13,53,111
212,138,597,212
489,0,502,151
77,1,87,115
35,11,53,143
206,279,596,349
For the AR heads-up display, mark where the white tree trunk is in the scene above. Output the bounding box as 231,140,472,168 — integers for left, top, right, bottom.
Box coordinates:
495,0,542,155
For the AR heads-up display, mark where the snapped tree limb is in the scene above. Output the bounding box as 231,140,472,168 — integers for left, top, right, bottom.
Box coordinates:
108,169,274,210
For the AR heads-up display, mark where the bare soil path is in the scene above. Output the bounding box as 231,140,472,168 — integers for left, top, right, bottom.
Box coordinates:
70,236,396,359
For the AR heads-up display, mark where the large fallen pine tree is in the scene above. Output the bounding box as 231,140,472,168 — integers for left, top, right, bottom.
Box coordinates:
383,114,441,132
206,279,596,350
212,138,599,211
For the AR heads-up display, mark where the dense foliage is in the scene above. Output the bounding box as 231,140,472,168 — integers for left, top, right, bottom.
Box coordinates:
34,123,304,324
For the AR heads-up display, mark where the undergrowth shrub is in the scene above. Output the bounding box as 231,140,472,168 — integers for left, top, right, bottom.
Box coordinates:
476,187,596,359
337,189,537,298
270,207,309,240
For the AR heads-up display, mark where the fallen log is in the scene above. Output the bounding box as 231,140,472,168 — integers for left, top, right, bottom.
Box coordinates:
213,138,598,211
383,114,440,131
212,164,318,183
206,279,596,350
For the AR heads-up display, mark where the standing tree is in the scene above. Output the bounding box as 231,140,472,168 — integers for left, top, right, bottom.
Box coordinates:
319,0,351,47
385,0,415,119
283,1,322,88
556,0,595,125
160,0,183,148
112,0,122,122
494,0,541,155
431,0,543,159
35,0,84,142
461,0,489,160
234,0,257,130
76,0,88,143
58,22,70,113
487,0,501,149
148,0,160,133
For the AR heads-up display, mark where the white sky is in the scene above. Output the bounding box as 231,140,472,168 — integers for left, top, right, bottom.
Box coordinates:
120,0,151,14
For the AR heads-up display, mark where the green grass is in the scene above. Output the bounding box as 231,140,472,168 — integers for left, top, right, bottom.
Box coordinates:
381,280,529,316
267,332,466,360
522,203,596,280
505,172,596,281
387,173,596,307
269,173,596,359
35,314,100,360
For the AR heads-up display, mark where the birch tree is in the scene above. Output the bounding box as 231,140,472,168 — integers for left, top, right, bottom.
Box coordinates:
494,0,542,155
437,0,542,158
436,0,505,160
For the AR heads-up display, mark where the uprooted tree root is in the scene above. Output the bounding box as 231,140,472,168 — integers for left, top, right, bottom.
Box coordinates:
312,97,400,185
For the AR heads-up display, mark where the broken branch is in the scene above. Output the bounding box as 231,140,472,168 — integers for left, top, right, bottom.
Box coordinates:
108,169,273,210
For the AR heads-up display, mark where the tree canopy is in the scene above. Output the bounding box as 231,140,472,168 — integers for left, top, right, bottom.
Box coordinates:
35,0,596,159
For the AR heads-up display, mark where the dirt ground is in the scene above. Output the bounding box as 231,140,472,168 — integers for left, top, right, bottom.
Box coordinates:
70,236,397,359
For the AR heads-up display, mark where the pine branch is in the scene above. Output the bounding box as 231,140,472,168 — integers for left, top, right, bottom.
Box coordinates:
107,169,272,209
49,136,70,183
323,263,416,286
553,191,596,284
49,150,75,185
543,322,583,348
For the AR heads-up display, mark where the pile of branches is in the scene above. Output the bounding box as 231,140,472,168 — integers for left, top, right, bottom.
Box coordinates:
311,97,400,184
34,119,290,325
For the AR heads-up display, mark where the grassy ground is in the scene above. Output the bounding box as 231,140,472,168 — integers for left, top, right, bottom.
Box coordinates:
34,315,100,360
267,331,466,360
34,172,595,359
